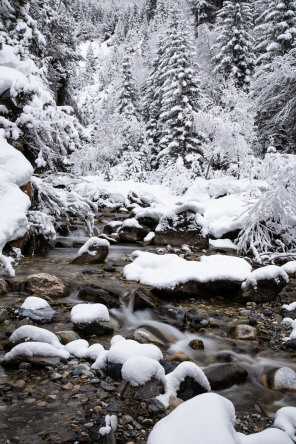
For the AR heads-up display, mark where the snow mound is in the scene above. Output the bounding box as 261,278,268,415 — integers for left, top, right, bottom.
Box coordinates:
282,301,296,312
124,251,252,290
9,325,63,349
282,261,296,276
147,392,293,444
64,339,90,358
107,338,163,365
274,406,296,442
78,236,110,256
71,303,109,323
121,356,165,386
20,296,49,310
209,239,237,250
157,361,211,408
4,342,69,362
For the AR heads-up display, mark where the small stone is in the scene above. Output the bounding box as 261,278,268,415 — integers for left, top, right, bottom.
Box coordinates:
167,395,184,413
230,324,257,340
15,380,26,389
168,352,194,363
50,372,63,380
107,403,119,413
0,308,8,323
200,319,209,327
122,415,134,425
104,265,116,272
188,339,204,350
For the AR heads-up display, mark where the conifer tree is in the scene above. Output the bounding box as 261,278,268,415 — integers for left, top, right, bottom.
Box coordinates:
212,0,255,90
188,0,217,30
117,54,139,119
255,0,296,64
146,3,204,172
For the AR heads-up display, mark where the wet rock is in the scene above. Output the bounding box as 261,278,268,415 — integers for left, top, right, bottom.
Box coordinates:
106,362,122,380
136,216,158,230
118,222,149,243
104,265,116,272
133,324,175,348
186,308,204,329
168,352,194,363
154,211,209,248
189,339,204,350
230,324,257,340
166,395,184,413
153,306,186,329
177,375,209,401
73,319,114,336
19,306,55,324
280,307,296,320
0,280,10,295
71,244,109,265
119,377,165,400
0,308,8,323
56,330,81,345
285,339,296,350
262,367,296,390
239,267,288,303
77,285,121,308
27,273,67,298
132,287,161,311
3,354,62,367
205,364,248,390
103,221,122,236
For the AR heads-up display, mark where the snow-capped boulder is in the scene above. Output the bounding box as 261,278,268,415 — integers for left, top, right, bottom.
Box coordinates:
119,356,166,399
262,367,296,391
9,325,63,349
282,261,296,279
27,273,67,298
3,342,69,367
118,218,150,242
71,237,109,264
19,296,55,323
239,265,289,303
71,303,114,336
154,210,209,248
281,301,296,321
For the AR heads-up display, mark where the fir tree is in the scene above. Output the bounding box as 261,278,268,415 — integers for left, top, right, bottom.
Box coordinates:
117,54,140,119
188,0,217,30
255,0,296,64
212,0,255,90
147,4,204,172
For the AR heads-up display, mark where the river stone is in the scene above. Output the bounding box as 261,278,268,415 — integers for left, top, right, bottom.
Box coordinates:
186,308,204,329
56,330,81,345
133,324,175,348
154,211,209,248
153,306,186,329
168,352,194,363
119,377,165,400
71,244,109,265
19,306,56,323
136,216,158,230
177,375,209,401
106,362,123,380
3,354,62,367
204,364,248,390
132,287,161,311
0,279,10,295
238,273,288,303
189,339,204,350
230,324,257,340
118,223,149,243
77,285,121,308
0,308,8,323
166,395,184,413
27,273,67,298
103,221,122,236
73,319,114,336
280,307,296,320
285,339,296,351
262,367,296,390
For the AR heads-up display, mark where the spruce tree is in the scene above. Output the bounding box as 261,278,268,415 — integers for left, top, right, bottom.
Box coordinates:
188,0,217,30
146,4,204,172
255,0,296,64
117,54,139,120
212,0,255,90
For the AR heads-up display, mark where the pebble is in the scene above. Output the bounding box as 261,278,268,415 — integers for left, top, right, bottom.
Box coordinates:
107,403,119,413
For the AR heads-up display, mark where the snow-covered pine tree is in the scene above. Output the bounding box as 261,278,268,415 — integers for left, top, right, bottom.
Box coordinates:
212,0,255,90
117,54,140,119
255,0,296,65
146,3,204,180
188,0,217,31
83,42,96,84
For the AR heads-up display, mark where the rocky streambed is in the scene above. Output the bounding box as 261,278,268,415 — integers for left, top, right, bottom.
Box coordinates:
1,218,296,444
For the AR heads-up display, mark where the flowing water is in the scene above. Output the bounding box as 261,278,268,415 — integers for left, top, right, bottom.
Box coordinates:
1,227,296,442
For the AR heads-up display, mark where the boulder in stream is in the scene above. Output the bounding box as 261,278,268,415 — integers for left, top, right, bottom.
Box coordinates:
77,284,121,309
71,237,109,265
230,324,257,340
118,218,150,242
204,363,248,390
132,287,161,311
27,273,67,298
262,367,296,390
19,296,55,323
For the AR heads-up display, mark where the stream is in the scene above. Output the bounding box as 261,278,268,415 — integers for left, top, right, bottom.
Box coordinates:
0,222,296,443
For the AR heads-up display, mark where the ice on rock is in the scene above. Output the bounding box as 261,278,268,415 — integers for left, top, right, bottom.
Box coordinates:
121,356,165,386
9,325,63,349
4,342,69,362
157,361,211,408
71,303,109,323
20,296,50,310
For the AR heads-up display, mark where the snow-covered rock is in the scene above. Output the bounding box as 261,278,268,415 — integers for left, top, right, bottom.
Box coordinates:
19,296,55,323
3,342,69,366
71,303,114,336
262,367,296,391
71,236,109,264
9,325,63,349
